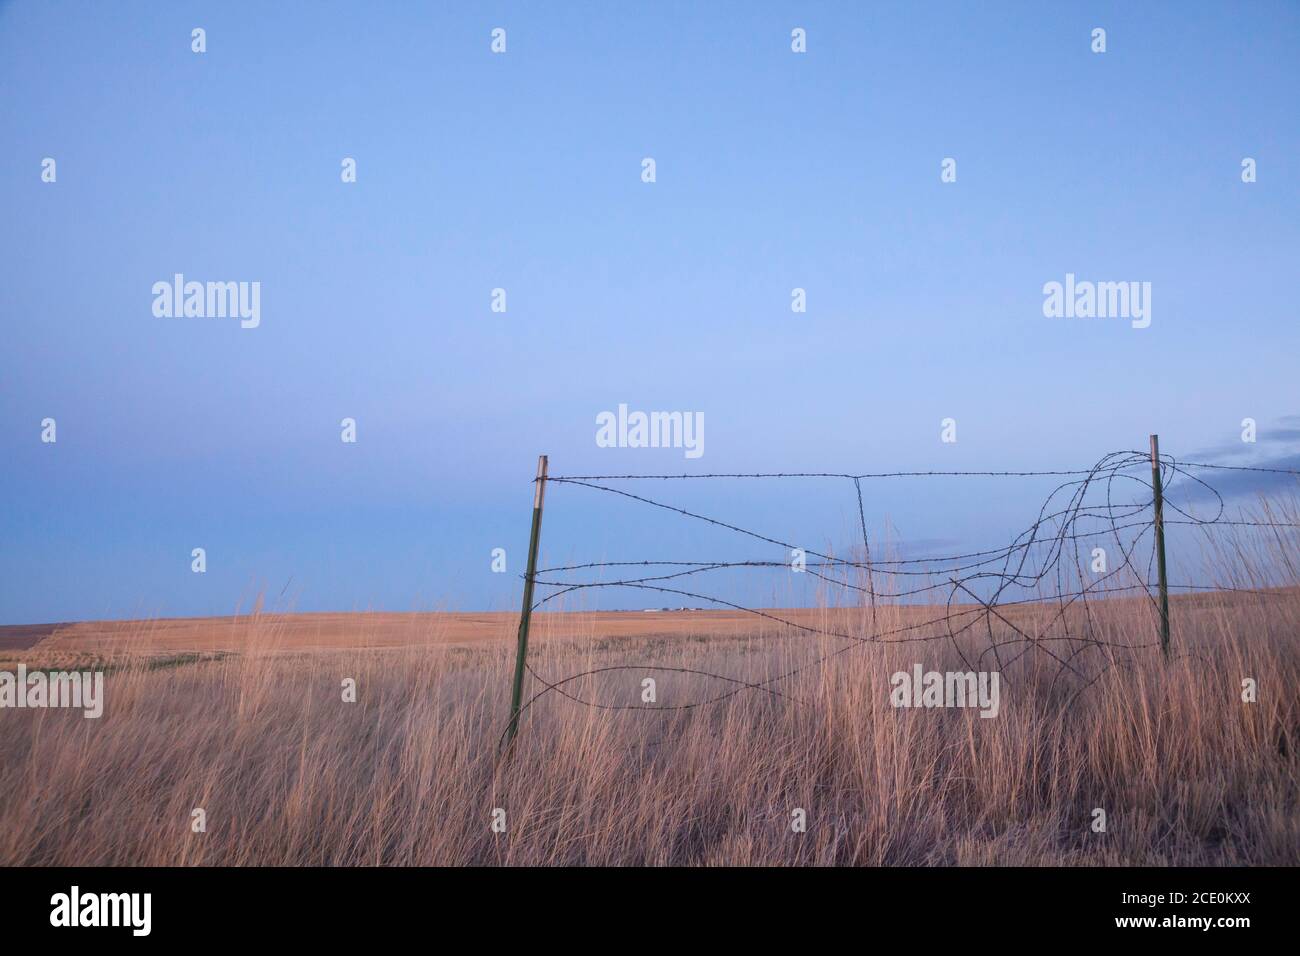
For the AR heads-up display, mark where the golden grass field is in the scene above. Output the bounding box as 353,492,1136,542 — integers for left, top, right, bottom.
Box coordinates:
1,580,1297,866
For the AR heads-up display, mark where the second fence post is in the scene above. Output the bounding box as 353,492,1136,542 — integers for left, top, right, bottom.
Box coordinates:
505,454,548,750
1149,435,1171,658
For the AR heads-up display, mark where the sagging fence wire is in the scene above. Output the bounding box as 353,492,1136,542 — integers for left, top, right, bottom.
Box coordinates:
503,449,1300,734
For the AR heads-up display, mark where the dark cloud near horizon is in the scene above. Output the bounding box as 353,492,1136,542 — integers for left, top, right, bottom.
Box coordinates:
1184,431,1300,463
1169,454,1300,504
1169,416,1300,502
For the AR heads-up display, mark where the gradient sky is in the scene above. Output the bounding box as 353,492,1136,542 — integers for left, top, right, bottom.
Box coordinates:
2,1,1298,624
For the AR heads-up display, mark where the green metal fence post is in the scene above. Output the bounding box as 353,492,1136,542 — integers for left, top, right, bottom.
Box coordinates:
1149,435,1171,658
504,455,548,749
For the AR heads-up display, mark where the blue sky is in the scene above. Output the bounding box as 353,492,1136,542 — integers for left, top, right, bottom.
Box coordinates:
2,1,1298,624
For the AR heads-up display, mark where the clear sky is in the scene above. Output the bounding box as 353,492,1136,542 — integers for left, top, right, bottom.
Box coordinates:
2,1,1298,624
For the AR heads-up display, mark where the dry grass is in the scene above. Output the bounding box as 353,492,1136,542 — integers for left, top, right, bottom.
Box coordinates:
1,579,1296,866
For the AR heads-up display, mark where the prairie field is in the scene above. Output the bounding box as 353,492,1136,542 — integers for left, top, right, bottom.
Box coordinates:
1,581,1297,866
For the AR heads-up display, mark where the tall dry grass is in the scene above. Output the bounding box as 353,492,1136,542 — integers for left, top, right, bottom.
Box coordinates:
1,586,1296,866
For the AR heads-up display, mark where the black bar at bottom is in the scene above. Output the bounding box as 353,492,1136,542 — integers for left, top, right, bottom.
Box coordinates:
0,865,1281,942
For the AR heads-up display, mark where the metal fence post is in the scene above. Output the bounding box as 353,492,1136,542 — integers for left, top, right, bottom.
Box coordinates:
1149,435,1171,658
505,455,548,749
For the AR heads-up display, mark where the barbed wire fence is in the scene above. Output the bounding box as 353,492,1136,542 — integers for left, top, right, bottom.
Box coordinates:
500,443,1300,749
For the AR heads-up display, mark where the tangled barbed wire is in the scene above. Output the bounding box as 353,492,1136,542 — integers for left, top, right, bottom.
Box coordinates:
507,450,1300,726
